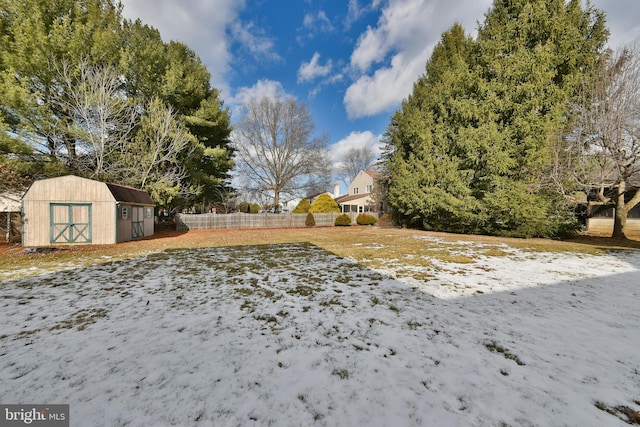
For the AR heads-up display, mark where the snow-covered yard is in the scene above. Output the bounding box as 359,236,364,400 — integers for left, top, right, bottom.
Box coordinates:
1,237,639,426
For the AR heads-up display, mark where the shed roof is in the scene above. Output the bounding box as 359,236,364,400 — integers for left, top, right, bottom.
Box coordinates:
106,183,154,205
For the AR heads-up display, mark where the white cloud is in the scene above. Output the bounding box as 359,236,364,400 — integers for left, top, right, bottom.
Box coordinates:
350,27,388,73
230,21,281,62
344,0,640,119
298,53,333,83
345,52,427,119
345,0,491,118
350,0,437,73
589,0,640,48
329,131,383,165
228,79,294,118
303,10,334,33
316,11,334,32
346,0,384,27
119,0,243,98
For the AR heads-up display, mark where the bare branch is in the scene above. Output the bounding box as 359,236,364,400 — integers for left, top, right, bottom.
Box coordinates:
233,96,330,211
568,44,640,237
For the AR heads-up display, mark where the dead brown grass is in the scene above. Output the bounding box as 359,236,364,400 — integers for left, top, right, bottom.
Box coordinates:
1,226,639,280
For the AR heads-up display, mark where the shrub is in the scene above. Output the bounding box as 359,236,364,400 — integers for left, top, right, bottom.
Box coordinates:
292,199,311,213
334,214,352,226
305,212,315,227
309,193,340,213
356,213,378,225
377,213,395,227
236,202,260,213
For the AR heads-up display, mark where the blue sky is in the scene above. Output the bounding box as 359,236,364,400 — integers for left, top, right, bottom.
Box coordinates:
120,0,640,170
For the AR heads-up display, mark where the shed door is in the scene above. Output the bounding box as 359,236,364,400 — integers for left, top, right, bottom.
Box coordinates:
131,206,144,238
50,204,92,244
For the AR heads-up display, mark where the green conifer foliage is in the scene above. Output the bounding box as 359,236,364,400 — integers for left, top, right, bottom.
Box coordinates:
309,194,340,213
356,214,378,226
305,212,316,227
384,1,607,237
334,214,352,226
292,199,311,213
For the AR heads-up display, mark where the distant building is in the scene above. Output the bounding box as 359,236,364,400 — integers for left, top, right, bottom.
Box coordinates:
335,170,381,213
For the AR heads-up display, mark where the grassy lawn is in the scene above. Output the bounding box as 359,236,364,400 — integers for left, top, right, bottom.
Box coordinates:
1,226,639,425
2,226,640,281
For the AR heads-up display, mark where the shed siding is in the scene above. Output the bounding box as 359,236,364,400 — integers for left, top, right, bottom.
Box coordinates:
144,215,154,237
116,204,132,243
22,176,154,246
23,200,116,246
22,176,118,246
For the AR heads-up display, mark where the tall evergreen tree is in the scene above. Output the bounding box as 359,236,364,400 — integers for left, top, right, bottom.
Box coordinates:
0,0,234,210
0,0,123,170
385,0,608,237
385,24,484,232
119,20,234,207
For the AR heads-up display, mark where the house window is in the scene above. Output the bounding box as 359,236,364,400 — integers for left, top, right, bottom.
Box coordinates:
366,185,372,193
353,187,359,195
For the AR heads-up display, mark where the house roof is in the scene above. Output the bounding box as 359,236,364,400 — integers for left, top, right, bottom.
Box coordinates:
106,182,154,205
335,193,372,204
364,170,381,179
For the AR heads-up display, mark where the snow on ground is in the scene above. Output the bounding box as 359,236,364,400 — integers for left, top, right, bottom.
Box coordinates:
1,239,639,426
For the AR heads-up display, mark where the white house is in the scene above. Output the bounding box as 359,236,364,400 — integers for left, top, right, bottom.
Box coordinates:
335,170,380,213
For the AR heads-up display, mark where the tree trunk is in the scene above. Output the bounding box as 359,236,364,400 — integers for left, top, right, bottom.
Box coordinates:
64,134,78,172
612,181,627,239
273,191,280,214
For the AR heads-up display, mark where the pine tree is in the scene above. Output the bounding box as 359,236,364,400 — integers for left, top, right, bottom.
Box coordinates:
384,1,608,237
385,24,485,232
0,0,234,212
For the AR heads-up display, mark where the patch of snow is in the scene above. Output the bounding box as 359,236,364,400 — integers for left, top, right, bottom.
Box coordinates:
1,242,639,426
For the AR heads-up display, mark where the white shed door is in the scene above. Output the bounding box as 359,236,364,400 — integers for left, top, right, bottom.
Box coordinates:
50,203,92,244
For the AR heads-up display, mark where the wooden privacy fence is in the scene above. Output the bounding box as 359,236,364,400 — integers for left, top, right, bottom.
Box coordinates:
176,212,378,231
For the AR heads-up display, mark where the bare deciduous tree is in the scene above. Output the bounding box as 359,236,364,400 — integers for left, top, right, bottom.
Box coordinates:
233,96,330,212
59,62,199,206
60,61,137,178
338,145,377,185
124,97,198,203
570,45,640,238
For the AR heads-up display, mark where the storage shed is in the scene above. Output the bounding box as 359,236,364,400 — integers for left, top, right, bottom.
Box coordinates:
22,175,155,246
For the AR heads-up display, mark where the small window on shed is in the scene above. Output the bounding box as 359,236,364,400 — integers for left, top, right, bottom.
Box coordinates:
120,206,128,220
145,207,154,218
